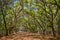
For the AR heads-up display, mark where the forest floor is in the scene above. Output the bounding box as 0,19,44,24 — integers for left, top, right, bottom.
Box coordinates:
0,32,60,40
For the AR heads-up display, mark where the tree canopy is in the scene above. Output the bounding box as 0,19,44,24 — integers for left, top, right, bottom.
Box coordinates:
0,0,60,37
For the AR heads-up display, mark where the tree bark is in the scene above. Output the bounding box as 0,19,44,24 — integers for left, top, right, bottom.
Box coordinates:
1,1,8,36
2,9,8,36
51,13,56,37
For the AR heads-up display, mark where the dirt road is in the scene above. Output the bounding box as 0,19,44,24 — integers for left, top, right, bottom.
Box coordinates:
0,32,59,40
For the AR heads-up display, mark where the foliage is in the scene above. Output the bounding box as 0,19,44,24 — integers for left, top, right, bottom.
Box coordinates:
0,0,60,36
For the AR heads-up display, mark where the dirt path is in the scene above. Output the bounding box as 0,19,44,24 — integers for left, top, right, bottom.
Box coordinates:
0,32,59,40
0,32,42,40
